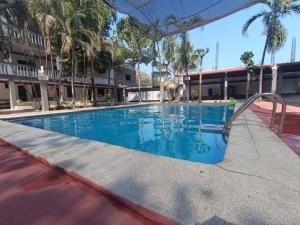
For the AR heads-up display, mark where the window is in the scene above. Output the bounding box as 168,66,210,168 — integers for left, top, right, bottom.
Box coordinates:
4,83,8,89
125,74,131,81
208,88,213,97
97,88,105,96
67,86,72,98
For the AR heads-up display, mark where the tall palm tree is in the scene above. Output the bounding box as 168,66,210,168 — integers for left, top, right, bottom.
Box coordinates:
178,32,196,101
193,48,209,102
243,0,300,96
28,0,114,109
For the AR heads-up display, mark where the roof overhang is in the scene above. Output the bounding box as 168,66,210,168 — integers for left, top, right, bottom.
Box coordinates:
104,0,261,36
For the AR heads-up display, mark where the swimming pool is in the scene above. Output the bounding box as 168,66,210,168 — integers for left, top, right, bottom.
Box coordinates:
8,104,234,164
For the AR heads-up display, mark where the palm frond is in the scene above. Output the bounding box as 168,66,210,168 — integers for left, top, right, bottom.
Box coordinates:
242,11,266,35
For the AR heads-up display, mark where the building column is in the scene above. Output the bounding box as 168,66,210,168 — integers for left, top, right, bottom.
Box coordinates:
198,73,202,102
277,70,283,95
271,65,278,93
123,88,127,103
224,73,228,100
40,81,49,111
182,79,186,102
8,80,17,110
187,80,191,101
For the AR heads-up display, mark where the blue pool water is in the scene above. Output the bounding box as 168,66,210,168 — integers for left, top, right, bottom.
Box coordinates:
8,104,234,164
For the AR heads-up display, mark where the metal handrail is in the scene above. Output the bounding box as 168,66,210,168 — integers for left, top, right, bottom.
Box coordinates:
224,93,286,134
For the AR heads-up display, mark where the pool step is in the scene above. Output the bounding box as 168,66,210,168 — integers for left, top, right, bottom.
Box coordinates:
199,124,224,132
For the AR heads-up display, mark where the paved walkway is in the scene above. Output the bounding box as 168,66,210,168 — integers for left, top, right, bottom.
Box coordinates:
1,105,300,225
250,102,300,156
0,139,178,225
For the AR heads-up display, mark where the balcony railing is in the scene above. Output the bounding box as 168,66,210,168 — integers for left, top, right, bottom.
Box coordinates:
0,62,93,84
1,22,45,48
0,62,134,86
0,62,59,80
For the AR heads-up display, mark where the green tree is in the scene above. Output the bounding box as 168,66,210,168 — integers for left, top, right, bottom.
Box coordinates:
242,0,300,96
177,32,196,101
240,51,255,99
117,17,153,102
192,48,209,102
29,0,114,109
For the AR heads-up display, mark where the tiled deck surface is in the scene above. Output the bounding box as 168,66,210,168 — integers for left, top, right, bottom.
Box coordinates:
0,104,300,225
0,139,178,225
250,102,300,156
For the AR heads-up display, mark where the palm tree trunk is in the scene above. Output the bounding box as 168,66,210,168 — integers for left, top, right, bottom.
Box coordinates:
198,73,202,103
185,66,189,102
259,37,268,96
137,62,142,103
59,56,64,108
91,76,96,106
71,53,75,109
198,57,203,103
82,55,86,107
246,72,250,99
44,38,48,76
108,67,111,102
157,43,164,103
90,61,96,106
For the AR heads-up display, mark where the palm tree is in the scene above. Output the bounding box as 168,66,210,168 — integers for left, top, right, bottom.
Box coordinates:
28,0,65,107
28,0,115,109
242,0,300,96
192,48,209,102
240,51,255,99
177,32,196,101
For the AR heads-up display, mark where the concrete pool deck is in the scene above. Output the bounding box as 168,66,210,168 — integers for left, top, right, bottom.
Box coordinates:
0,103,300,225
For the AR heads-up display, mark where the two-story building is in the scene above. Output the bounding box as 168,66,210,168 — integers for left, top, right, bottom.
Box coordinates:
0,18,137,109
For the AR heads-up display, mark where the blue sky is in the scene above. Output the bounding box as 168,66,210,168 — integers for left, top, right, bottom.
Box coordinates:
138,3,300,74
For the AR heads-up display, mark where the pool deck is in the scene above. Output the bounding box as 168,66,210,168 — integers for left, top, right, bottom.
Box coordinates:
0,103,300,225
250,102,300,156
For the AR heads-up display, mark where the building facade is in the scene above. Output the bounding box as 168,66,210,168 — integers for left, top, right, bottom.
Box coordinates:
0,19,136,109
177,62,300,101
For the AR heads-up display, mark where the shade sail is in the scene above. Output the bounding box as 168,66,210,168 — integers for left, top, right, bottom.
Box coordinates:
104,0,260,36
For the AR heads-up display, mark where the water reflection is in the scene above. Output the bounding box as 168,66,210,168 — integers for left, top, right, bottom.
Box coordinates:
10,104,234,164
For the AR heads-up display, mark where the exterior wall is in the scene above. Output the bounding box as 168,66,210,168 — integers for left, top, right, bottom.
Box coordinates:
281,78,300,94
93,67,137,87
191,84,221,99
0,82,9,99
48,86,57,99
128,91,160,102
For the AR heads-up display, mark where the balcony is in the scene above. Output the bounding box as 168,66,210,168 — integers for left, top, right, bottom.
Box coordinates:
1,22,45,49
0,62,135,87
0,62,59,80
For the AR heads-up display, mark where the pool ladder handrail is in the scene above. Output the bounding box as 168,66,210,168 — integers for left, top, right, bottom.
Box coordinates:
224,93,287,134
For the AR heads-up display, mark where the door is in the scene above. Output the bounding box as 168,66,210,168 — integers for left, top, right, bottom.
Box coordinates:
18,85,28,101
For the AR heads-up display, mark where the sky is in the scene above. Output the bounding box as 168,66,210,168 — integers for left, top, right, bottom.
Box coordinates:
137,2,300,74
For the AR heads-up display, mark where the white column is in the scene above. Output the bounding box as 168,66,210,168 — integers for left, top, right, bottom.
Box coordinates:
160,82,164,103
8,80,16,110
38,66,49,111
277,71,283,94
271,65,278,93
40,81,49,111
123,88,126,103
224,73,228,100
186,80,190,101
110,68,115,81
